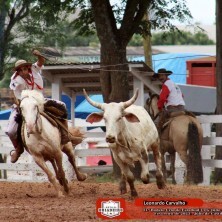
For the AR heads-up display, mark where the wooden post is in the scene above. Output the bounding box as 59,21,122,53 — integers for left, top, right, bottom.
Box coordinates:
200,123,212,186
175,153,185,184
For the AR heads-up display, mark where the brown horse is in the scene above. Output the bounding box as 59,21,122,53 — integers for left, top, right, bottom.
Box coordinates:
145,94,203,184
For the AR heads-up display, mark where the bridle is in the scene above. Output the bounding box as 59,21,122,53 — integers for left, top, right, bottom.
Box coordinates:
20,96,42,137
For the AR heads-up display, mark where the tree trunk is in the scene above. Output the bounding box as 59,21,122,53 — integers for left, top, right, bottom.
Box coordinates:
143,11,153,68
100,45,129,103
214,0,222,183
100,44,130,178
0,1,7,80
90,0,149,179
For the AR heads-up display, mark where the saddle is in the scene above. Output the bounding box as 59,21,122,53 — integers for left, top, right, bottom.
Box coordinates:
159,110,196,140
18,103,83,147
44,99,68,119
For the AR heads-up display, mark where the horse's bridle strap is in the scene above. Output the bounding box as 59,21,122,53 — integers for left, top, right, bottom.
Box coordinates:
40,111,58,128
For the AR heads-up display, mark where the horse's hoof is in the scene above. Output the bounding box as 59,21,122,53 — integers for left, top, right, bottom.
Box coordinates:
172,180,177,185
78,173,87,181
58,191,65,198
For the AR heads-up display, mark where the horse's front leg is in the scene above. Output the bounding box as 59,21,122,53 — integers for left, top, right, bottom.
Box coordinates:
54,152,69,194
150,142,166,189
62,143,87,181
32,155,64,197
170,152,176,184
160,150,167,182
50,159,67,187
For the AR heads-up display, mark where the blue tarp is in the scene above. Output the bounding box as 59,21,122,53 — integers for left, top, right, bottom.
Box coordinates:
0,109,11,120
0,94,86,120
75,95,104,119
135,53,210,84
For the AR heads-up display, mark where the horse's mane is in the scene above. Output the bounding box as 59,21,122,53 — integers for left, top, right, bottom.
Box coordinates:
21,90,45,111
150,94,159,100
145,93,159,106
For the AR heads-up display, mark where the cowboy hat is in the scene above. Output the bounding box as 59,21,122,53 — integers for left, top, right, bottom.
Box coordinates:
155,68,172,75
13,59,32,71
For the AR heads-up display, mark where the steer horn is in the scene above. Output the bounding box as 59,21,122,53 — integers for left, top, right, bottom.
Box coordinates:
83,89,103,110
123,88,139,108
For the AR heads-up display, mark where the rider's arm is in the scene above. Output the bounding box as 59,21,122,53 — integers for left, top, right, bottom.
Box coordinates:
158,84,170,111
32,50,45,67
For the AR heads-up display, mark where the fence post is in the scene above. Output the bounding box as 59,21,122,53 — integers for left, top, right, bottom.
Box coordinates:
200,123,212,186
175,153,185,184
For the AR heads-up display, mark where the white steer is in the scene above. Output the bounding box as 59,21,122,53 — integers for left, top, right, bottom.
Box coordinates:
83,89,165,197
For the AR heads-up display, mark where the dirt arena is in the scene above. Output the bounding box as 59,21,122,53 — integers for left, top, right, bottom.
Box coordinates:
0,176,222,222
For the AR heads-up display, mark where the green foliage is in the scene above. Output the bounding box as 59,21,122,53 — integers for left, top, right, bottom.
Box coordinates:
128,34,144,46
87,172,116,183
151,30,215,45
128,30,215,46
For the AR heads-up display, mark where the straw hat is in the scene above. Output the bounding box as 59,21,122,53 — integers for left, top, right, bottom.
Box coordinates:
13,60,32,71
155,68,172,76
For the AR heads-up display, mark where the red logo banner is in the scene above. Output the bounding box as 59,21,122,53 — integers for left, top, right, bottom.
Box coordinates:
96,198,222,220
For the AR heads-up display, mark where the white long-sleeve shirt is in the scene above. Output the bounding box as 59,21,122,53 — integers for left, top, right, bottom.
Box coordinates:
10,62,44,99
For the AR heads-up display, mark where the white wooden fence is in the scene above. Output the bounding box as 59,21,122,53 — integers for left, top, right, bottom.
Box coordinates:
0,115,221,185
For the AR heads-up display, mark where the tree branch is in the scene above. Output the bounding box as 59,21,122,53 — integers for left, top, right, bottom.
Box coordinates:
119,0,151,44
90,0,118,46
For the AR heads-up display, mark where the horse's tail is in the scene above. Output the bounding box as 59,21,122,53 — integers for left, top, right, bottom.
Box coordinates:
68,127,85,146
187,122,203,184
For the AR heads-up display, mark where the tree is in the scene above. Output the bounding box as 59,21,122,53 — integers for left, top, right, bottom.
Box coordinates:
0,0,73,87
0,0,33,80
72,0,192,102
151,30,215,45
214,0,222,184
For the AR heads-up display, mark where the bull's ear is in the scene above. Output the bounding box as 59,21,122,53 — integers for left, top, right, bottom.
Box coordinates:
86,112,104,123
123,112,140,122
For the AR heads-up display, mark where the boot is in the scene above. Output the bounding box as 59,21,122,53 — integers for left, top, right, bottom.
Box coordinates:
157,110,167,134
59,119,70,145
10,143,24,163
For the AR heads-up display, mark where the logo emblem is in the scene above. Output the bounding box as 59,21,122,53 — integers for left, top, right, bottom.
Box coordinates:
98,200,124,218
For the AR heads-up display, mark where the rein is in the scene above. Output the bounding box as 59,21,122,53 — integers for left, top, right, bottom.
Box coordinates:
20,96,42,137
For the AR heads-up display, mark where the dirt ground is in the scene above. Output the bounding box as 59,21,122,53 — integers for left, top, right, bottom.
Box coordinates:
0,176,222,222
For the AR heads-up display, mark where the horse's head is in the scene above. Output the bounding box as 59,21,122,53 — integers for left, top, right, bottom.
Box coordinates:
145,94,160,120
20,90,45,136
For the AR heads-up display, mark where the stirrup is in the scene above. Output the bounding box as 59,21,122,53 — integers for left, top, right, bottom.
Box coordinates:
10,149,16,156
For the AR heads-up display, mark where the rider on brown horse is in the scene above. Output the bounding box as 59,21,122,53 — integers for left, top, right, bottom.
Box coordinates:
153,68,186,133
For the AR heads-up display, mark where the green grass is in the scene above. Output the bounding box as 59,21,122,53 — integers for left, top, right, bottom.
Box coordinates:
86,172,117,183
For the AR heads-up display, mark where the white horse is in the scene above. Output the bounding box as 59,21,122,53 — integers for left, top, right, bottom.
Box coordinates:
20,90,87,197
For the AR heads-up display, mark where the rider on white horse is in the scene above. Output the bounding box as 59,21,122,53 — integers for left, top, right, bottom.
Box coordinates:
6,50,70,163
152,68,186,132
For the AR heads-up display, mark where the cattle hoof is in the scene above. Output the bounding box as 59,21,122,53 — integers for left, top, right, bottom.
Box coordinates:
120,188,127,195
131,190,138,198
141,174,150,184
142,177,150,184
157,180,166,189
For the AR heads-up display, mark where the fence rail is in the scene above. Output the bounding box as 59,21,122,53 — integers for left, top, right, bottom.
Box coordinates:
0,115,221,185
